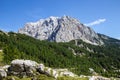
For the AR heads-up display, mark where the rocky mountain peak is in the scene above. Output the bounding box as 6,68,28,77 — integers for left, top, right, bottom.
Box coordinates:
18,16,104,45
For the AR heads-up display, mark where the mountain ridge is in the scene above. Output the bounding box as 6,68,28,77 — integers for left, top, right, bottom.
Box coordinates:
18,16,103,45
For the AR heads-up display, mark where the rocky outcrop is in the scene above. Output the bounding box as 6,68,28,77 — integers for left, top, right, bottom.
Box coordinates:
89,76,110,80
0,59,77,79
18,16,103,45
0,59,113,80
37,64,77,78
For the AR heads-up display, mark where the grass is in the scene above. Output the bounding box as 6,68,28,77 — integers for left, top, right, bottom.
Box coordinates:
3,75,89,80
57,76,89,80
3,76,31,80
0,51,4,66
3,75,54,80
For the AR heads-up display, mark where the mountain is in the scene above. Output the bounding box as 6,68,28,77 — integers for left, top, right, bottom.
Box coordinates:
98,33,120,45
18,16,103,45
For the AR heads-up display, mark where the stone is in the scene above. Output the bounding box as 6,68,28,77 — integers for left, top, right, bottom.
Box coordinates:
62,71,75,77
2,65,10,72
8,59,38,77
89,76,110,80
37,64,45,73
44,67,52,76
9,59,25,72
0,69,7,79
37,65,58,78
52,69,58,78
59,71,76,77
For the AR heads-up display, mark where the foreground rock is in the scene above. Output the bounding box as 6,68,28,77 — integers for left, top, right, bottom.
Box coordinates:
89,76,110,80
0,59,76,79
8,59,38,77
0,59,115,80
37,64,77,78
0,69,7,80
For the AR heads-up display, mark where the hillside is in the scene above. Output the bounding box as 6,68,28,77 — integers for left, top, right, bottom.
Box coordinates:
0,30,120,78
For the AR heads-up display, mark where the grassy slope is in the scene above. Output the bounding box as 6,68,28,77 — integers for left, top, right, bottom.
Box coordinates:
0,51,4,66
0,31,120,78
3,75,89,80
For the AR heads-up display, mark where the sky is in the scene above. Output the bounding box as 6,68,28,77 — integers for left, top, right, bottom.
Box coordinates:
0,0,120,39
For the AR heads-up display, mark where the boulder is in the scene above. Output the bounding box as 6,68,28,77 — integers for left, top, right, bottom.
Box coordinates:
24,60,38,76
63,71,76,77
2,65,10,72
8,59,38,77
37,64,45,73
44,67,59,78
44,67,52,76
9,59,25,72
37,64,58,78
60,71,76,77
0,69,7,79
89,76,110,80
52,69,58,78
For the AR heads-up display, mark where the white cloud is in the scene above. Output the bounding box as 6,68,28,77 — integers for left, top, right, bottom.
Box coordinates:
85,18,106,26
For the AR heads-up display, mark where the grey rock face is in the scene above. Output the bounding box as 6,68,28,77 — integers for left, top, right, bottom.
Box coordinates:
19,16,103,45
